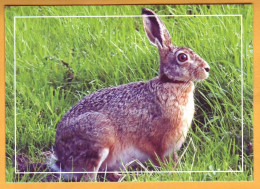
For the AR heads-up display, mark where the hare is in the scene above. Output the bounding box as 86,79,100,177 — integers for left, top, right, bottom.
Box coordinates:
51,8,210,181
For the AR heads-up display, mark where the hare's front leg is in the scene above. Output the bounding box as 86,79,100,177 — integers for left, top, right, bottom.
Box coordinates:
149,152,167,168
164,152,179,169
172,152,179,169
150,153,179,170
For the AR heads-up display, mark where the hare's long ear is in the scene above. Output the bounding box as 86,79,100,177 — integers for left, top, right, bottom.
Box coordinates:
142,8,172,50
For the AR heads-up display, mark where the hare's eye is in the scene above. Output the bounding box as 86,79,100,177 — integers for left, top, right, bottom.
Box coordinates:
177,53,188,62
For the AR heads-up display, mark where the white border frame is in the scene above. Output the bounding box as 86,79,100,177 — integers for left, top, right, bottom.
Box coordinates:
13,14,244,174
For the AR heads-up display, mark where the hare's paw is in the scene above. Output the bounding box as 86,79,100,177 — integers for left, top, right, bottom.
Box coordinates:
106,172,123,182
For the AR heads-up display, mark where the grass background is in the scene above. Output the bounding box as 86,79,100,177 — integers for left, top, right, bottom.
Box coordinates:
5,4,253,182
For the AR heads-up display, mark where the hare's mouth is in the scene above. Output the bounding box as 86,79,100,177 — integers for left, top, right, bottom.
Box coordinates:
194,68,210,81
199,71,209,80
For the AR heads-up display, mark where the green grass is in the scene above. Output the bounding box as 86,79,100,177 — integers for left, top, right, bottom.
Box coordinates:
5,4,253,182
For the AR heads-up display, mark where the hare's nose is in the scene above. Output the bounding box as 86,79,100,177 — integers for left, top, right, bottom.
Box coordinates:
205,67,210,72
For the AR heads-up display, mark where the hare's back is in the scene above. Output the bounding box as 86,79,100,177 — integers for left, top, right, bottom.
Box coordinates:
63,81,160,120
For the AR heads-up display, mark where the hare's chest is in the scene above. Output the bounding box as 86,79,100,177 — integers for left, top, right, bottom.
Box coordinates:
164,90,195,156
168,88,195,124
181,91,195,129
174,91,195,150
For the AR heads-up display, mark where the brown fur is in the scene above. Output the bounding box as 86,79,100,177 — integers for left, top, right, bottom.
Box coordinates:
53,8,210,181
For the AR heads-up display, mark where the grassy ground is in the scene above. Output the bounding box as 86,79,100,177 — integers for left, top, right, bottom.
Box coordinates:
5,4,253,182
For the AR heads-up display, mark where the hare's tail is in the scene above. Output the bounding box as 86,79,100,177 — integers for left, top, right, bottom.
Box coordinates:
47,153,59,171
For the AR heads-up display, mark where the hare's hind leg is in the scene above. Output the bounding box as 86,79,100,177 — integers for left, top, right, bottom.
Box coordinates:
77,113,114,181
82,148,109,182
56,112,116,181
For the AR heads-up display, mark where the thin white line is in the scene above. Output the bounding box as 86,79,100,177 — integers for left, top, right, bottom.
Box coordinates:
14,14,244,174
240,15,244,172
16,170,244,174
14,14,242,18
14,17,17,174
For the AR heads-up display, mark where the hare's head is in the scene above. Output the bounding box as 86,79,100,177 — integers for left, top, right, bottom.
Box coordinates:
142,8,210,82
